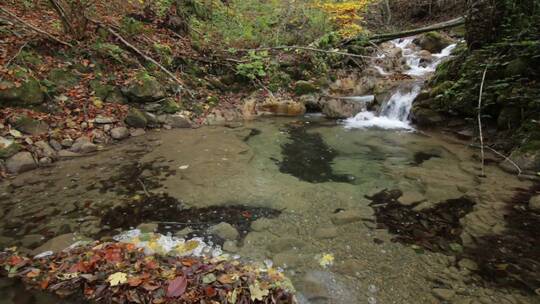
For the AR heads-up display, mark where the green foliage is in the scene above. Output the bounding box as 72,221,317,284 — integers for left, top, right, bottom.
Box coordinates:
236,51,269,80
120,17,146,37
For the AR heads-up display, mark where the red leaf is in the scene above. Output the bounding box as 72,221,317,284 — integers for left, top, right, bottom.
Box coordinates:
166,276,187,298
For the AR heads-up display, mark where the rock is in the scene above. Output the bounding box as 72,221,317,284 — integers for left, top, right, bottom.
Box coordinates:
412,107,444,127
0,136,20,159
125,108,148,128
398,191,426,206
322,98,365,118
130,129,146,137
297,272,330,301
223,240,238,253
432,288,455,301
13,116,49,135
258,99,306,117
49,139,62,151
529,195,540,211
122,75,166,103
207,222,239,240
94,115,116,124
250,218,272,232
418,50,433,64
35,141,57,158
294,80,319,95
160,98,181,114
164,114,192,128
48,68,79,89
331,209,363,225
110,127,130,140
267,238,306,253
39,157,52,165
458,258,478,271
144,112,159,127
6,152,36,173
314,226,338,239
136,223,158,233
70,137,97,153
0,79,44,106
106,88,128,104
414,32,453,53
500,148,540,174
31,233,90,255
61,138,74,147
19,234,44,249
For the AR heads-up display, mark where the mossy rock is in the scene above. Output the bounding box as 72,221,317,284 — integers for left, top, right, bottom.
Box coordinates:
429,81,454,98
13,116,49,135
106,88,128,104
122,75,166,103
0,140,20,159
160,98,181,114
294,80,319,96
411,107,444,127
48,68,79,89
89,80,115,100
125,108,147,128
0,79,44,107
505,57,529,77
413,31,453,53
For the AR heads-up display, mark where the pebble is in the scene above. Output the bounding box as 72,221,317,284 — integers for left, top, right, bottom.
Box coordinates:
61,138,74,147
130,128,146,137
398,191,426,205
207,222,239,240
111,127,130,140
250,218,272,232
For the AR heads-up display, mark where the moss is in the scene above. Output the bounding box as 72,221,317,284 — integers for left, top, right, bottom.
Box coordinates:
48,68,79,89
520,140,540,152
294,80,319,96
429,81,454,98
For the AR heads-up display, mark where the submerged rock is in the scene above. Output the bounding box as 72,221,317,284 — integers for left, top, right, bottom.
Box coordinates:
331,209,363,225
6,151,36,174
31,233,91,255
207,222,239,241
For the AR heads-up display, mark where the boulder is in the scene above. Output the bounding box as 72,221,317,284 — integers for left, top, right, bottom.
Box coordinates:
207,222,239,240
162,114,192,128
160,98,181,114
0,79,44,106
529,195,540,211
35,141,57,158
0,137,20,159
48,68,79,89
418,50,433,65
6,151,36,173
294,80,319,95
500,147,540,174
322,98,365,118
70,137,97,153
110,127,130,140
411,107,444,127
13,116,49,135
125,108,148,128
258,100,306,117
413,31,453,53
122,76,166,103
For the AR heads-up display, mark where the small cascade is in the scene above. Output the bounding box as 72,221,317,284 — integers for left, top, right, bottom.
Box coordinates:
345,37,457,130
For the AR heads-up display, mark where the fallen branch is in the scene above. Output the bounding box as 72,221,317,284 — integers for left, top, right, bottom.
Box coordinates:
102,26,183,86
0,7,73,47
241,45,378,59
477,66,488,177
345,16,466,45
5,41,29,67
470,144,522,176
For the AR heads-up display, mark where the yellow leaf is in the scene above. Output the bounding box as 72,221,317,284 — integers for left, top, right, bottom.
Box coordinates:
107,272,128,286
249,281,269,301
319,253,334,268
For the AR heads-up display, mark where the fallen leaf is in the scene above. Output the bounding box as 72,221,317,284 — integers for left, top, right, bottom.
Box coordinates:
107,272,128,286
166,276,187,298
319,253,334,268
128,276,143,287
249,281,269,301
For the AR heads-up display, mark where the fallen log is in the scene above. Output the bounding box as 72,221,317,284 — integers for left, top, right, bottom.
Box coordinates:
344,16,466,45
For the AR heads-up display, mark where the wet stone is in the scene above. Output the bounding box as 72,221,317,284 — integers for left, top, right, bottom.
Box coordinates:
331,209,363,225
273,252,305,269
432,288,455,301
207,222,239,241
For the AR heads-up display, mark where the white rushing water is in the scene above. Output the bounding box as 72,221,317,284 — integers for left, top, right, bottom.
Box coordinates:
345,37,456,130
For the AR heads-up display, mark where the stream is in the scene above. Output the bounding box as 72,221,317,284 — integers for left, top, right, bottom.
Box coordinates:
0,38,539,304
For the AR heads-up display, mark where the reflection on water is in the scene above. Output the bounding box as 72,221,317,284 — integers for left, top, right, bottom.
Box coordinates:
0,117,538,304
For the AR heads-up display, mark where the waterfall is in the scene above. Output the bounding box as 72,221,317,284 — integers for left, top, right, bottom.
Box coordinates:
344,38,457,130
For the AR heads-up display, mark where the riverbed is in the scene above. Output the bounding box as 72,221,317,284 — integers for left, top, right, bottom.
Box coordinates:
1,116,538,304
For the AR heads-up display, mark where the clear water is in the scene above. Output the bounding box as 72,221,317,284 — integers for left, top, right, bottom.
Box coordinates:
0,117,537,304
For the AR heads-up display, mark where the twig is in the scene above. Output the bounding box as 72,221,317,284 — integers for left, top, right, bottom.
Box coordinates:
5,41,29,67
137,178,150,197
241,45,378,59
0,7,73,47
470,144,522,176
477,66,488,177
